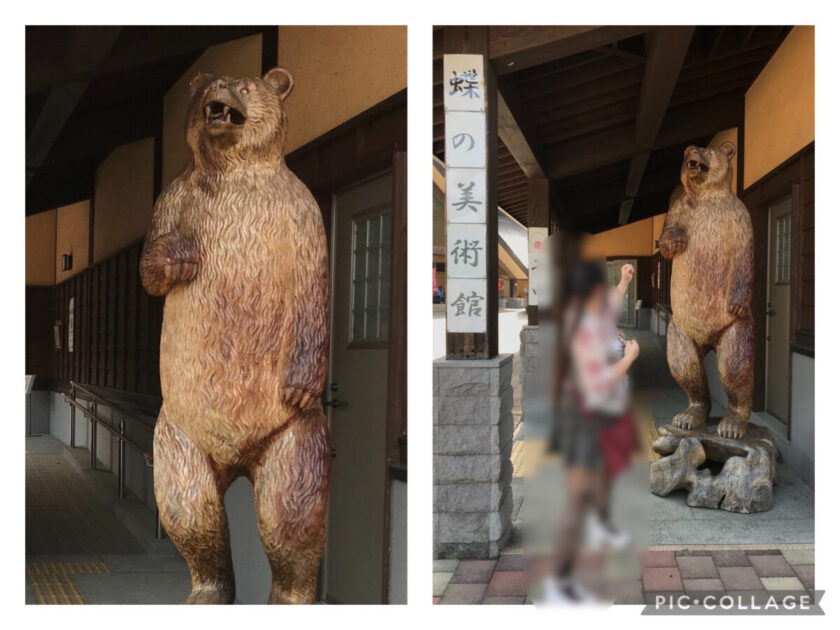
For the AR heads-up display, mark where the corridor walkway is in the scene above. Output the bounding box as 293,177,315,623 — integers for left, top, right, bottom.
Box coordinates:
25,435,189,604
434,329,816,605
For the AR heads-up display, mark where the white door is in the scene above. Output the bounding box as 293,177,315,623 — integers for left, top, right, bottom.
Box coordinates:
322,172,392,603
766,197,792,423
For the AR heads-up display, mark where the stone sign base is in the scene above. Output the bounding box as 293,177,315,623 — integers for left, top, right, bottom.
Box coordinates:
434,355,514,559
650,421,778,514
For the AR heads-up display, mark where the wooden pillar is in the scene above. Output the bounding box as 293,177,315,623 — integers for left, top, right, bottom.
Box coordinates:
526,177,549,326
443,26,499,359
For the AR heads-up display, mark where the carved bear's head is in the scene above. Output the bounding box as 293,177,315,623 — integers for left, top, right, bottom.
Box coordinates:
680,142,736,193
185,67,294,166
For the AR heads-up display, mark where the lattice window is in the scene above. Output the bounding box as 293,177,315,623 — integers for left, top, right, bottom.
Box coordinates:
775,213,791,284
350,209,391,343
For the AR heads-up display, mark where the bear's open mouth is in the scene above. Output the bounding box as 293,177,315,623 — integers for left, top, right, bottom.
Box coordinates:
204,101,246,126
687,159,709,173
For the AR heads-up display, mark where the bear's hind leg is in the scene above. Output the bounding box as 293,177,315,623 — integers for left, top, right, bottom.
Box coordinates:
154,410,235,604
253,409,330,604
715,316,755,439
667,319,711,430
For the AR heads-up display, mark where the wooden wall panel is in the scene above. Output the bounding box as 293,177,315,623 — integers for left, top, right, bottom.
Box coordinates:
650,252,672,310
31,239,163,401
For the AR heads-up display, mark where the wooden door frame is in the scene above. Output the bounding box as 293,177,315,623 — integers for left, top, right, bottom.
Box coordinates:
764,193,796,434
286,92,406,604
381,150,407,604
742,142,813,440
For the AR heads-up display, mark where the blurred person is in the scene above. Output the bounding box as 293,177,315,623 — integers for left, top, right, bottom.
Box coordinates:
542,261,639,604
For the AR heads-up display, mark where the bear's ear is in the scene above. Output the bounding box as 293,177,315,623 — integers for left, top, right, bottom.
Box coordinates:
189,72,214,97
263,67,294,101
719,141,736,161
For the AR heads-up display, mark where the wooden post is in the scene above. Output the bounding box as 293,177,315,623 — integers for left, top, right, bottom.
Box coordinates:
526,177,549,325
443,26,498,360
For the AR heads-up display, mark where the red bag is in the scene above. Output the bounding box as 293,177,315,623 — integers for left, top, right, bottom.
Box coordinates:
597,410,638,478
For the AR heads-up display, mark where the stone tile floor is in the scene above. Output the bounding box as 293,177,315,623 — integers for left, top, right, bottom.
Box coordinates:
433,545,815,605
26,440,144,556
434,329,816,605
26,435,189,604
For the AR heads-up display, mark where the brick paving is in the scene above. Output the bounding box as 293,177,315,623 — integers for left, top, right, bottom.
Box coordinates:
433,546,815,605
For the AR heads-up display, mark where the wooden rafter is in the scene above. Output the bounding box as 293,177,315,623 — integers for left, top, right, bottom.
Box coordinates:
497,80,545,178
26,27,123,187
620,26,694,223
547,89,743,179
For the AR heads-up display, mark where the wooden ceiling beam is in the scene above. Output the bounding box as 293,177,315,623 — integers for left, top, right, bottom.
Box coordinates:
488,25,652,75
539,98,639,144
625,152,651,198
547,89,742,178
39,93,162,169
618,198,635,225
594,45,647,64
616,26,692,225
26,26,266,95
26,27,122,187
525,66,645,116
635,26,695,148
561,158,679,215
497,77,546,178
516,56,644,102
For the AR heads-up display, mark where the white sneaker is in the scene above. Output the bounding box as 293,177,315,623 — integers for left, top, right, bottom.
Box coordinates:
588,519,632,550
540,576,598,605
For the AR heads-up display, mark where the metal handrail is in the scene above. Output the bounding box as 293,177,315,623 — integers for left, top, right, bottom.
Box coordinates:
62,383,163,539
69,381,154,433
61,395,152,462
655,302,672,320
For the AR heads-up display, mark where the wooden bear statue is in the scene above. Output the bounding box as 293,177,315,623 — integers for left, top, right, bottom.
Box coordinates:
659,142,755,440
140,67,330,604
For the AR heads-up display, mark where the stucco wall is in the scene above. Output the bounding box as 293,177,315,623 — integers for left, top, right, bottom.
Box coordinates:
277,26,407,152
162,34,263,188
744,26,814,188
26,210,56,286
93,138,155,263
652,214,665,252
584,215,659,258
709,127,738,194
55,200,90,283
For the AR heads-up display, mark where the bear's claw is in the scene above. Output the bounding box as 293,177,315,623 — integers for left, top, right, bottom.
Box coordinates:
283,387,315,410
672,402,709,431
717,415,747,440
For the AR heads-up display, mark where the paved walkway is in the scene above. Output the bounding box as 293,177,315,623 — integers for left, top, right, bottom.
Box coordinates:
434,328,816,605
26,435,190,604
630,330,815,546
433,545,815,605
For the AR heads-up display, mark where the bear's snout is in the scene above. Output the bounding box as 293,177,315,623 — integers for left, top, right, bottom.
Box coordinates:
203,88,247,128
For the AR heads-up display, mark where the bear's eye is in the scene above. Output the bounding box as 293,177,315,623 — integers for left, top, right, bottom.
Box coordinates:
239,86,249,95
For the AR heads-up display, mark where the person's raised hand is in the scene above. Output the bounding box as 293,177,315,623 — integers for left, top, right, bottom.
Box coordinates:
625,339,640,362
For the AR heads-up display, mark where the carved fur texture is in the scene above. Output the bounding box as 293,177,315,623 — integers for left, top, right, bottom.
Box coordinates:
141,67,330,604
660,142,755,440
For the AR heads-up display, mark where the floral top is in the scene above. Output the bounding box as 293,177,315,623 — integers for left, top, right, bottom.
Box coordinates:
570,291,629,416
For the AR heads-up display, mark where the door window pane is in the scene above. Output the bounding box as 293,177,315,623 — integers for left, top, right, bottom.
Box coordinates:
775,213,791,284
350,208,391,343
